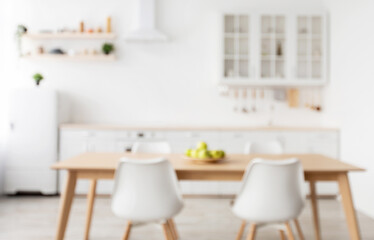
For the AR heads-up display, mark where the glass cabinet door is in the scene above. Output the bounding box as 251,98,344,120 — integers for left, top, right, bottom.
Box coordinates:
296,15,323,80
260,15,286,80
223,15,250,79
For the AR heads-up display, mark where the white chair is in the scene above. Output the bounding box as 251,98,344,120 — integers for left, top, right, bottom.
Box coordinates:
132,141,171,154
112,157,183,240
232,158,305,240
244,140,283,154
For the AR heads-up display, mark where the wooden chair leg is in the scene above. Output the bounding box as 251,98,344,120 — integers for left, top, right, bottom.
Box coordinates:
84,179,97,240
279,230,286,240
122,221,132,240
293,219,305,240
236,220,246,240
168,219,178,239
285,222,295,240
246,223,257,240
162,222,174,240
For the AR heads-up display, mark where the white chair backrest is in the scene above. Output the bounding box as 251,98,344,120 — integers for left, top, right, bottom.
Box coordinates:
232,158,305,223
132,141,171,154
244,140,283,154
112,157,183,222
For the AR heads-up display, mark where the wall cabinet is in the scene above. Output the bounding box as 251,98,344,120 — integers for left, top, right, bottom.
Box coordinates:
221,10,327,86
59,126,339,196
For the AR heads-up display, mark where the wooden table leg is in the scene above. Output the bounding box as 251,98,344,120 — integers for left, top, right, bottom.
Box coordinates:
309,180,321,240
338,173,361,240
84,179,97,240
55,171,77,240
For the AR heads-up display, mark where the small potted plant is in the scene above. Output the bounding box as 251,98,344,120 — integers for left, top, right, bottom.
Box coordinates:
33,73,44,86
15,25,27,56
102,43,114,55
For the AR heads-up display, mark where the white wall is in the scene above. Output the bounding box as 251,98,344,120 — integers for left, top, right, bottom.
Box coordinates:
0,0,11,194
2,0,333,128
326,0,374,219
2,0,373,220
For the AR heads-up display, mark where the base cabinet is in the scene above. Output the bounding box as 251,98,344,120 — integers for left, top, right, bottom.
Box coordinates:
59,128,339,196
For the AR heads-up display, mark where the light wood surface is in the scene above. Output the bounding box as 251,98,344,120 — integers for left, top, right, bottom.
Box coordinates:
246,224,257,240
338,173,362,240
294,219,305,240
55,171,77,240
52,153,363,174
53,153,364,240
162,223,174,240
122,221,132,240
236,220,246,240
168,219,178,240
22,54,116,61
60,123,339,131
279,230,286,240
285,222,295,240
84,180,96,240
309,181,321,240
23,32,116,40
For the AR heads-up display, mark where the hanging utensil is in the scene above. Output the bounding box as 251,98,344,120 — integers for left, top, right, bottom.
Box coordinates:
259,88,265,112
251,89,257,112
233,89,239,112
242,89,248,113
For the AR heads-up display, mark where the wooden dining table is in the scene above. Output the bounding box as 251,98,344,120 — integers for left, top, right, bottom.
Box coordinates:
51,153,364,240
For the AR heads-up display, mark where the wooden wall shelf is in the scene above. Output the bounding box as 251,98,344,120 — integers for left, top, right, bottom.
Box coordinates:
21,54,116,61
23,33,116,40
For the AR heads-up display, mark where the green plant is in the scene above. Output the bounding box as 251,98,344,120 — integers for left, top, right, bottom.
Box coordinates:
102,43,114,55
15,25,27,56
33,73,44,86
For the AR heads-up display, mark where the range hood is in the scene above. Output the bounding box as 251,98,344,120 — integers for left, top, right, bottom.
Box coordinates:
125,0,168,41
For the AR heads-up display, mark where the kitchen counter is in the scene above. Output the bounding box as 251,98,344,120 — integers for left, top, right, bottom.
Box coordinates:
60,124,339,131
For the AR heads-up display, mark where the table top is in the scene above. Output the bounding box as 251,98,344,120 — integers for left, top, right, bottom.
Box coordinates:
52,153,364,173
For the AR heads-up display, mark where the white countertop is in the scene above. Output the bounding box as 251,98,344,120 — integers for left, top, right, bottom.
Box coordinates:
60,124,339,131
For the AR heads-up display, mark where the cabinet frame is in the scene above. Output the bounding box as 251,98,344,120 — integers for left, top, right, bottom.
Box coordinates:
220,9,328,87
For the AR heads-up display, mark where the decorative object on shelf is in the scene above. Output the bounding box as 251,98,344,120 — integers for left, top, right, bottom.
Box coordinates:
49,48,65,55
276,41,283,56
102,43,114,55
106,17,112,33
287,88,299,108
87,28,94,33
90,49,98,55
97,27,103,33
67,49,76,56
15,25,27,56
80,21,84,33
37,46,44,54
33,73,44,86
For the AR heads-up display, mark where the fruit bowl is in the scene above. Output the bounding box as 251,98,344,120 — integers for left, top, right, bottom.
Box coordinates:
183,156,226,164
184,141,226,164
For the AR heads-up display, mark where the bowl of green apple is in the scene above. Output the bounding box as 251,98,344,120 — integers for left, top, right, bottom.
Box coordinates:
184,141,226,164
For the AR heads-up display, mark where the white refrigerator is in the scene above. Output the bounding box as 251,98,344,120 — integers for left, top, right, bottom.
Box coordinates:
5,88,58,194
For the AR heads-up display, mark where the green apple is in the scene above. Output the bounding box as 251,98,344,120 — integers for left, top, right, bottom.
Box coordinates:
219,150,226,158
210,150,222,159
196,141,208,150
185,149,192,157
190,150,198,158
197,149,211,159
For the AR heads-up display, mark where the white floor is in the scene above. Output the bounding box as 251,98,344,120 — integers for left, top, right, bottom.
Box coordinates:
0,196,373,240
